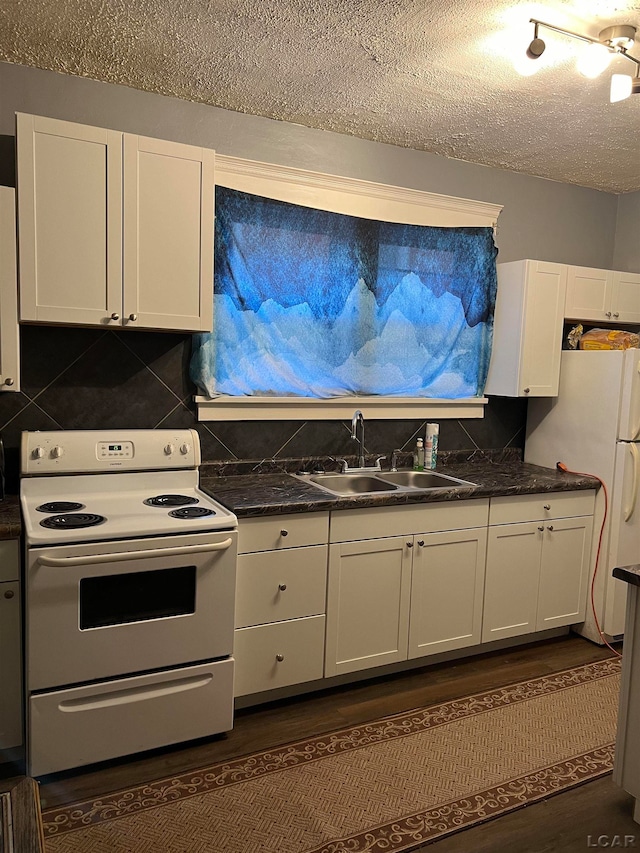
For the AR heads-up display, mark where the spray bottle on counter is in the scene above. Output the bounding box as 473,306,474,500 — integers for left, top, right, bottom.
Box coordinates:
425,423,439,469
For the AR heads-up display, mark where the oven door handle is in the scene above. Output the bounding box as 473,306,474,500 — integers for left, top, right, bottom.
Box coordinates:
34,538,235,567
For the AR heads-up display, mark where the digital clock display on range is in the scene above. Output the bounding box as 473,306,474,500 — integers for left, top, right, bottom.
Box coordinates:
109,444,122,451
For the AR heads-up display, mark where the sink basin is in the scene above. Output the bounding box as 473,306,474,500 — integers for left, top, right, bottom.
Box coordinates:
298,468,477,497
377,470,476,489
309,474,398,496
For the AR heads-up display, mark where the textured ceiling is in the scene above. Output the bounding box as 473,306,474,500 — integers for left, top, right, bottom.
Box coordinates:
2,0,640,193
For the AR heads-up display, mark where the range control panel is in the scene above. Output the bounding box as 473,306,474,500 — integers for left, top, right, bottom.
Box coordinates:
21,429,201,475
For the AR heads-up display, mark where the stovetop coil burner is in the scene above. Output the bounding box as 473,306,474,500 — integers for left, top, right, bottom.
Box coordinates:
168,506,216,519
40,513,106,530
144,494,199,508
36,501,85,513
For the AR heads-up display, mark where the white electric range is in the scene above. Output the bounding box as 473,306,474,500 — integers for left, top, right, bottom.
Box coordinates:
20,428,238,777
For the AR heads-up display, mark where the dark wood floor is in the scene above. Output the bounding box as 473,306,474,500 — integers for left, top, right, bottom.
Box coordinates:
10,634,640,851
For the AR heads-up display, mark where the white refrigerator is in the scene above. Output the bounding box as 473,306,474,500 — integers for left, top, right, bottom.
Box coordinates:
525,349,640,643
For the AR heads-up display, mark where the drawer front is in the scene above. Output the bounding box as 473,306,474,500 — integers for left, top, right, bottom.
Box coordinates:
238,512,329,554
233,616,325,697
489,490,595,526
0,539,20,583
29,658,234,777
330,500,489,543
235,545,328,628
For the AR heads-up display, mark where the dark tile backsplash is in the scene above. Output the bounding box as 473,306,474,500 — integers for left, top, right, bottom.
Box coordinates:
0,325,527,493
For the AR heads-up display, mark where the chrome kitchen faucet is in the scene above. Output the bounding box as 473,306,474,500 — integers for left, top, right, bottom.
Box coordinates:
351,409,366,469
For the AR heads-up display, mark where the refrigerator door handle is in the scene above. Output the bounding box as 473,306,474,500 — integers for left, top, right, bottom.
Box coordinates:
624,443,639,523
633,361,640,441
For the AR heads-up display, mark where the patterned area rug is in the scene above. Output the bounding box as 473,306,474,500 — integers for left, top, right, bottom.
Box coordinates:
42,658,620,853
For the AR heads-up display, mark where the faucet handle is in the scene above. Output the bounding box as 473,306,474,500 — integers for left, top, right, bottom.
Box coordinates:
390,449,402,472
334,458,349,473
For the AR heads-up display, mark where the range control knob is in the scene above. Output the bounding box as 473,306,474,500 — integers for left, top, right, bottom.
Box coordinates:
180,443,191,455
164,443,174,456
32,446,44,460
51,446,64,459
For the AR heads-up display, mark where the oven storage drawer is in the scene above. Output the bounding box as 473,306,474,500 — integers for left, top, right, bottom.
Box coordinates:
28,658,234,777
233,616,325,697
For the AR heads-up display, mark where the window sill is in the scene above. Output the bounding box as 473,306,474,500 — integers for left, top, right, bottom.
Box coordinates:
195,396,487,421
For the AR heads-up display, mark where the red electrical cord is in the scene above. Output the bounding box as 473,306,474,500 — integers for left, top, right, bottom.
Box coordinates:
556,461,622,658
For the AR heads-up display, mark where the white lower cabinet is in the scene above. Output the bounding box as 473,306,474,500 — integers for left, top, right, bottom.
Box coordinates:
233,512,329,697
0,540,22,753
483,492,595,643
325,501,490,678
234,491,596,699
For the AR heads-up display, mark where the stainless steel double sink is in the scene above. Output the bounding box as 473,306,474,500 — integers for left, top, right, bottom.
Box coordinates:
295,469,477,497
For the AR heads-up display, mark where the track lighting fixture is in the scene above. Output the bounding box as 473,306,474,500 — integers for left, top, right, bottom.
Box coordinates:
524,18,640,102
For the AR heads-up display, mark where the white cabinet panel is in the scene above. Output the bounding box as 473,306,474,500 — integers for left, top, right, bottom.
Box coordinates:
565,266,640,324
0,188,20,391
0,580,22,751
565,266,613,322
485,260,567,398
0,540,21,752
235,545,327,627
17,114,122,325
238,512,329,554
489,491,595,526
536,516,592,631
330,500,489,543
123,134,213,331
409,528,487,658
233,616,325,696
325,537,411,676
483,522,541,642
613,272,640,324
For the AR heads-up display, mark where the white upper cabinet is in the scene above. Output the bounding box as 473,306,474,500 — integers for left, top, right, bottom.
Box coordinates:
16,114,213,332
565,265,640,324
0,188,20,391
484,259,567,398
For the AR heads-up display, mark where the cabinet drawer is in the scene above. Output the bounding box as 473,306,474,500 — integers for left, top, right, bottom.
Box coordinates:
0,540,19,583
489,491,595,525
237,512,329,554
235,545,328,628
330,500,489,543
233,616,325,697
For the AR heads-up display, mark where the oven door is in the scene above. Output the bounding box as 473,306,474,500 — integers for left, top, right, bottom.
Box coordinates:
27,529,237,691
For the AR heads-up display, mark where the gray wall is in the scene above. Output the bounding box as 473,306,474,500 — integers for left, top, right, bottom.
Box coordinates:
613,191,640,272
0,62,632,489
0,62,621,268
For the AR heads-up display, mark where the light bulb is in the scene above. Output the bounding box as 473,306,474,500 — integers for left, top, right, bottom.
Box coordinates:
576,43,611,78
610,73,633,102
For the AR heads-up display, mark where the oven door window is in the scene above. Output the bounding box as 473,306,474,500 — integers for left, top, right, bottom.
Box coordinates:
79,565,197,629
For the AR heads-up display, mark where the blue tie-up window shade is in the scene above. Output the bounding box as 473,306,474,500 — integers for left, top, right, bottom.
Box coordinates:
191,187,498,399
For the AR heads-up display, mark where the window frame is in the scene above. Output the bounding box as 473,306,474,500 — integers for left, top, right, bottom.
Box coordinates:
195,155,502,421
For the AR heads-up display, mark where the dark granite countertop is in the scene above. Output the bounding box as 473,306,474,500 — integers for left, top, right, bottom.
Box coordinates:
613,565,640,587
0,495,22,540
200,457,600,518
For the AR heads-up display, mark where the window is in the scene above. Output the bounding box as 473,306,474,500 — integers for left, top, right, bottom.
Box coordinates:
193,156,502,421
